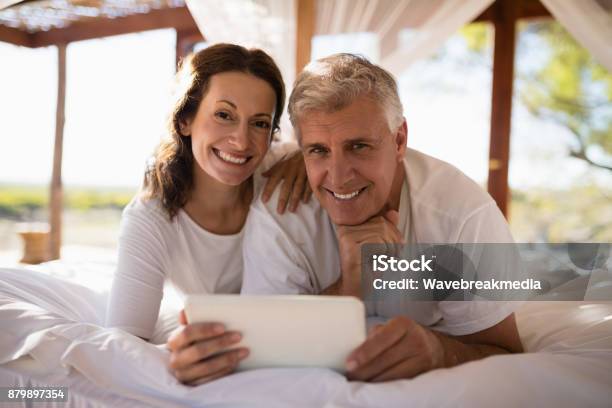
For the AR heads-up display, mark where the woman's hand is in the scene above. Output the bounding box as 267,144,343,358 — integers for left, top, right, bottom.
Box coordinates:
166,310,249,386
261,151,312,214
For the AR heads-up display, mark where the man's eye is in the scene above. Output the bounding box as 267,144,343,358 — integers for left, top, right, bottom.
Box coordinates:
215,111,232,120
308,147,327,155
352,143,368,150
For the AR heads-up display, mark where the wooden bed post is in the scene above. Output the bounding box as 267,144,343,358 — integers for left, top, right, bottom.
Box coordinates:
487,0,521,218
296,0,316,75
175,28,204,70
49,42,66,260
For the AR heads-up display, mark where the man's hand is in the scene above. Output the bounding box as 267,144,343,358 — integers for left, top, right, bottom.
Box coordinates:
166,310,249,386
331,210,402,296
345,316,444,382
345,314,523,382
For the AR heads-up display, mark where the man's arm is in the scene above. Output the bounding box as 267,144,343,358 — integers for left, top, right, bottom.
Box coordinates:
437,312,523,366
345,313,522,382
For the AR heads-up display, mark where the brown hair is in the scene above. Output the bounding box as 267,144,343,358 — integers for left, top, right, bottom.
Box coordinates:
143,43,285,218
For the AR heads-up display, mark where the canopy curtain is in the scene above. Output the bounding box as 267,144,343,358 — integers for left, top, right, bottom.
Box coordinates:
185,0,296,138
185,0,611,139
315,0,494,76
186,0,612,85
540,0,612,72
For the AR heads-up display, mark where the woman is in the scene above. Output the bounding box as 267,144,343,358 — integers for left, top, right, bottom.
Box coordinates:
106,44,308,385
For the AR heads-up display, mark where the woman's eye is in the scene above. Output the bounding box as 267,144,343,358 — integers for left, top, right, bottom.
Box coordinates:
215,111,232,121
253,120,271,129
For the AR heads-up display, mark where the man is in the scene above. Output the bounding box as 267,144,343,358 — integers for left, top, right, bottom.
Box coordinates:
242,54,523,382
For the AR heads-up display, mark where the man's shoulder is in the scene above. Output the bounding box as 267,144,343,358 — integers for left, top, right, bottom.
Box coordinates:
404,148,495,222
247,186,332,243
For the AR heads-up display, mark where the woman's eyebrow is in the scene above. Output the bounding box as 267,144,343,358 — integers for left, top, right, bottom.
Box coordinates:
217,100,271,118
217,99,237,108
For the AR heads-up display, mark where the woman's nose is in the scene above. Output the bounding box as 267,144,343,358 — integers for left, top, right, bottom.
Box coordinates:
229,122,249,150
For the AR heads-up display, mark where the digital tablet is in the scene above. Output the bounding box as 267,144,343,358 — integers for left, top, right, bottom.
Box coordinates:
184,295,366,371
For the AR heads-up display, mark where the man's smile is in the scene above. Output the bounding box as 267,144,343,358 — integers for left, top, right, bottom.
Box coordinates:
324,186,368,201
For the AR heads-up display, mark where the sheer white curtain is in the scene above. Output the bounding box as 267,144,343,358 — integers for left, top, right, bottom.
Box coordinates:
185,0,296,138
315,0,493,76
186,0,612,83
184,0,611,143
540,0,612,72
185,0,296,84
185,0,495,82
185,0,493,137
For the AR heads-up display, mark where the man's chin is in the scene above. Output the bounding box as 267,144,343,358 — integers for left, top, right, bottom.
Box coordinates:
317,194,375,226
327,210,370,226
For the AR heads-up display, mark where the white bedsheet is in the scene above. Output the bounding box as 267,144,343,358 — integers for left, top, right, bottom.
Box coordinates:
1,264,612,407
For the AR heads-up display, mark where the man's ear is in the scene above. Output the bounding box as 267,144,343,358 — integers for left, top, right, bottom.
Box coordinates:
178,119,192,137
395,118,408,160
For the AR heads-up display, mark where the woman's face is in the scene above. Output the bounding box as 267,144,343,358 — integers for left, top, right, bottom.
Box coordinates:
182,71,277,186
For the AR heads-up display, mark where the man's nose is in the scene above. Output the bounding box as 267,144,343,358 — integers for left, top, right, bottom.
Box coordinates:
327,150,353,187
229,122,249,150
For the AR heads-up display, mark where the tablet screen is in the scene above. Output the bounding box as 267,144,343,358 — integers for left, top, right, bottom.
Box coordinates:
184,295,366,371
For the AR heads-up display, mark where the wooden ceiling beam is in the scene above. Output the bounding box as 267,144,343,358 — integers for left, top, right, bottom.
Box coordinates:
0,24,32,46
474,0,551,23
520,0,553,19
28,6,198,47
176,28,204,69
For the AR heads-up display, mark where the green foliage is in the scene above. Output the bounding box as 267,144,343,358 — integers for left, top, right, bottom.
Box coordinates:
520,22,612,166
0,185,135,220
0,186,48,218
459,24,490,53
65,189,134,211
510,185,612,242
458,21,612,242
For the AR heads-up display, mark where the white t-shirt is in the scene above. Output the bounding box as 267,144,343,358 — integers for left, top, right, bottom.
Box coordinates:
242,148,518,336
106,142,297,339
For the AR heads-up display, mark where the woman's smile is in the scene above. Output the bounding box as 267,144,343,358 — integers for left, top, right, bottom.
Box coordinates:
212,147,252,165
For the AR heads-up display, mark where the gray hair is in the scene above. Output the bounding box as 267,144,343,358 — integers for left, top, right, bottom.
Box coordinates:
288,53,404,138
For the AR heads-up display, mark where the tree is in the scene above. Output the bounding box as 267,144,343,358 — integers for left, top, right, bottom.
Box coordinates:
458,21,612,241
461,21,612,172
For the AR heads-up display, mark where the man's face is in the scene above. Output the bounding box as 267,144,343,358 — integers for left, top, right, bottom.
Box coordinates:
299,96,407,226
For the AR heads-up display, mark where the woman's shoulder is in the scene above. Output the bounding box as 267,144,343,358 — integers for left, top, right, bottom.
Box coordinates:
122,193,173,228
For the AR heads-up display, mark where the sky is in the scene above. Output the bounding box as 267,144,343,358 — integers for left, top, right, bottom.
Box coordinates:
0,26,608,191
0,29,175,188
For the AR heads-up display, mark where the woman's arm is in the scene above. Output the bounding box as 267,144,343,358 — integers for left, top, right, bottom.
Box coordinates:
106,200,167,339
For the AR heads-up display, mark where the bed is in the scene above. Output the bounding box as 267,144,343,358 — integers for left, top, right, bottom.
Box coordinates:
1,260,611,407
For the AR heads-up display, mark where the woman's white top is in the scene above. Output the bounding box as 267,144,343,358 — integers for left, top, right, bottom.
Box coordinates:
106,143,296,339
